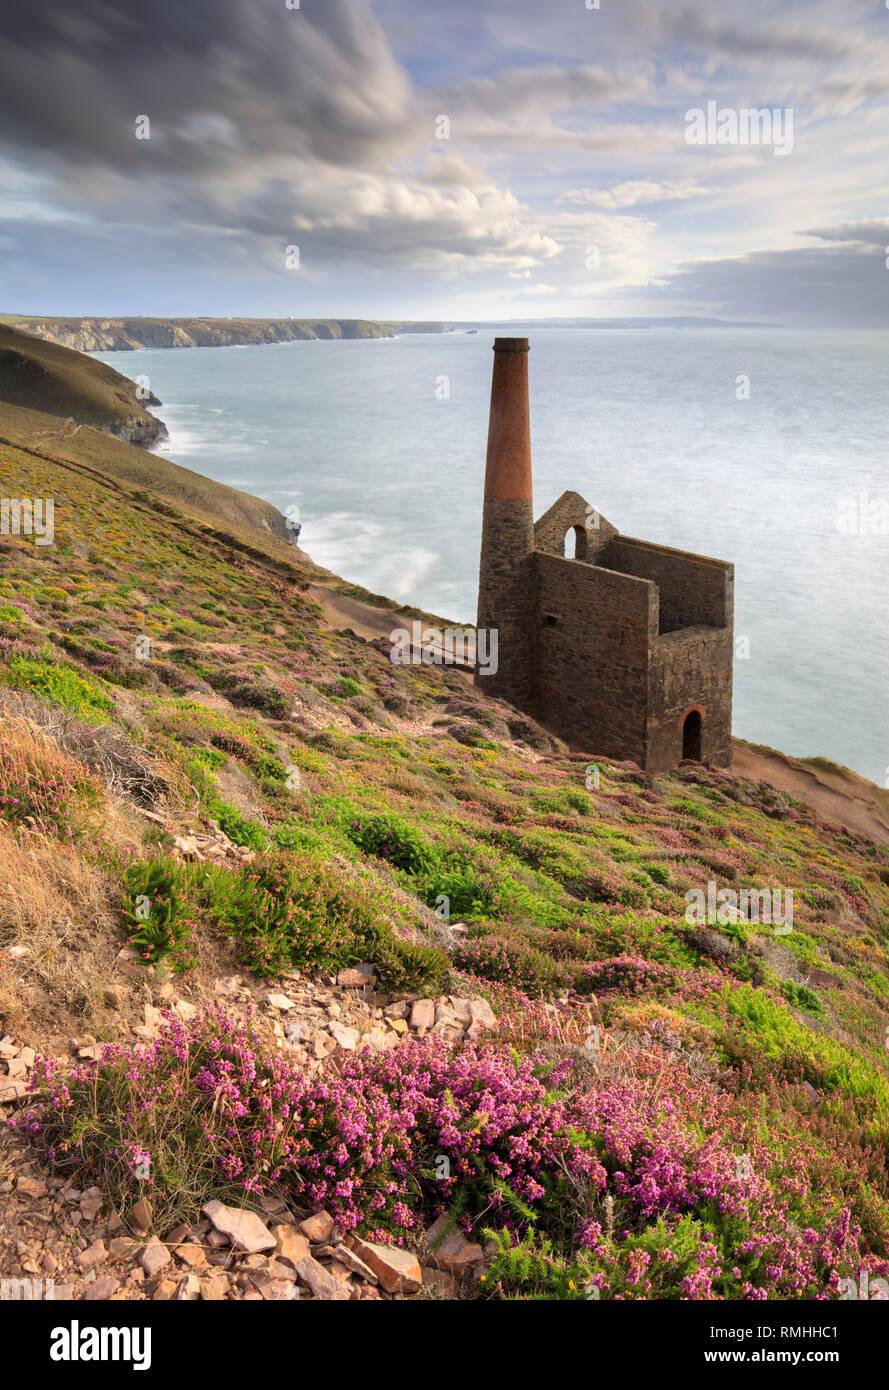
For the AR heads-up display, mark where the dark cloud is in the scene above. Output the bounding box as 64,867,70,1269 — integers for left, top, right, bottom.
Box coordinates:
0,0,414,174
642,229,889,327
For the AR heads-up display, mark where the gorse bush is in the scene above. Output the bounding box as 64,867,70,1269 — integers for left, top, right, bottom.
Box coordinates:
4,650,113,721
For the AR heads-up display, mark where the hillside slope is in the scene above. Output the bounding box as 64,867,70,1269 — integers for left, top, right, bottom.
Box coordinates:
0,430,888,1304
0,325,166,445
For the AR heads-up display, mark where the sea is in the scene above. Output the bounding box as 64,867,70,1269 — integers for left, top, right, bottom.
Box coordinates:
94,327,889,785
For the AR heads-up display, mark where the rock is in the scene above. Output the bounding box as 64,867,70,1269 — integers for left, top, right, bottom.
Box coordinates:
200,1275,229,1301
298,1210,335,1243
202,1199,275,1254
18,1046,36,1068
75,1239,108,1272
17,1177,47,1199
423,1267,458,1298
267,994,293,1012
410,999,435,1031
383,1001,410,1020
468,998,496,1028
103,987,124,1008
108,1238,141,1262
272,1224,310,1267
175,1274,201,1300
425,1214,484,1274
0,1081,29,1103
82,1277,120,1300
152,1278,178,1301
0,1081,30,1103
140,1238,172,1277
448,998,473,1024
348,1236,422,1294
129,1198,152,1233
294,1255,351,1301
328,1021,359,1050
332,1244,378,1285
8,945,29,959
337,964,375,988
175,1243,206,1269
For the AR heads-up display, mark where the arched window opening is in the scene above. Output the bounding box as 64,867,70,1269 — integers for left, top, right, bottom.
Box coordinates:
565,525,586,560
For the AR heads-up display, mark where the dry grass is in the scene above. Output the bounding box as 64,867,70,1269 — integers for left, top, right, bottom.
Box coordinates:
0,824,121,1039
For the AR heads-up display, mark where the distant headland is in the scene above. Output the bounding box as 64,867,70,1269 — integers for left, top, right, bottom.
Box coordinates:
1,317,448,353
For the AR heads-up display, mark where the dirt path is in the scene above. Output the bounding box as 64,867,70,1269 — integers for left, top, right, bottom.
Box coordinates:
307,584,474,669
733,743,889,848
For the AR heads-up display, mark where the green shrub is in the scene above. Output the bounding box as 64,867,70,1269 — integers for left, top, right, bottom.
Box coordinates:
346,810,434,875
5,649,113,721
122,859,198,971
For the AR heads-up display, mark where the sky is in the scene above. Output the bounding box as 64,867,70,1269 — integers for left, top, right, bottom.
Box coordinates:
0,0,887,326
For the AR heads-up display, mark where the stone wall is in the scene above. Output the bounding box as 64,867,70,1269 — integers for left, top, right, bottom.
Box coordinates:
647,625,734,771
534,490,618,563
599,536,732,633
533,551,655,763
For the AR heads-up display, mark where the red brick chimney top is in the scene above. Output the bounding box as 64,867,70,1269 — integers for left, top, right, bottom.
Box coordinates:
484,338,532,500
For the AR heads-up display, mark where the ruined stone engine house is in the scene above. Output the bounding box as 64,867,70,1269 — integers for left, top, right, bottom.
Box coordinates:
475,337,734,772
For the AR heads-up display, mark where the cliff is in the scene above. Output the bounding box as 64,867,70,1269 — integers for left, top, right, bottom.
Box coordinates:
8,316,448,353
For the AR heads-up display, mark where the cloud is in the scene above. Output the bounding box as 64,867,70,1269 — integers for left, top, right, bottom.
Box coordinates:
639,222,889,326
560,178,714,208
0,0,564,278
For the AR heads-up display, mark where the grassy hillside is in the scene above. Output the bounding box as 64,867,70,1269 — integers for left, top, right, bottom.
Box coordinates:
0,325,165,442
1,426,888,1301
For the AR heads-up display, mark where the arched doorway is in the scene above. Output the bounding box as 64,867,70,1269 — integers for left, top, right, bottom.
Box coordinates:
682,709,703,761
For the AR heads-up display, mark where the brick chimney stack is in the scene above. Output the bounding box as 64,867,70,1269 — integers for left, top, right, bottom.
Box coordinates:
483,338,533,501
476,338,536,703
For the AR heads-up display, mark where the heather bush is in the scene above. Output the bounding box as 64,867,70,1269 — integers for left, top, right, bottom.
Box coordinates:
0,720,101,834
451,932,571,994
15,1008,884,1298
578,954,677,998
122,858,199,970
